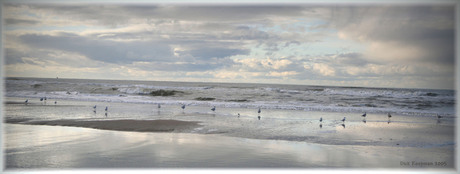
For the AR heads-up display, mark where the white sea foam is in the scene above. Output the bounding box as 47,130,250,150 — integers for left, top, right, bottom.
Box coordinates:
5,78,455,117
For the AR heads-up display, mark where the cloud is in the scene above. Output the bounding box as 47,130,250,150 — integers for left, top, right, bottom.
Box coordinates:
182,47,250,60
3,3,455,89
267,71,299,77
5,18,40,25
330,5,454,65
18,33,174,64
312,63,335,76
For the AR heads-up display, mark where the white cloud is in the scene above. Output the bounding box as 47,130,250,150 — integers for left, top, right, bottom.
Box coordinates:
312,63,335,76
267,71,299,77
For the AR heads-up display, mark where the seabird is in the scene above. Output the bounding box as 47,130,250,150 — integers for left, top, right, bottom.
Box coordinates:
105,106,108,112
93,105,97,109
54,101,57,105
341,117,346,122
258,108,261,114
25,99,28,104
362,112,366,117
40,98,43,101
388,113,392,118
320,117,323,122
181,105,186,110
211,106,216,112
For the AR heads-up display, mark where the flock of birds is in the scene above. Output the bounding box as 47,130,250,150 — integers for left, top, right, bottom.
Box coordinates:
24,97,57,105
23,98,446,125
93,105,109,117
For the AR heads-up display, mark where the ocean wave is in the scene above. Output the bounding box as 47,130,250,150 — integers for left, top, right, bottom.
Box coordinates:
5,78,455,117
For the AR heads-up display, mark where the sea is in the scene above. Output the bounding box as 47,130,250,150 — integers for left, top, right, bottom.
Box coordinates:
4,77,455,118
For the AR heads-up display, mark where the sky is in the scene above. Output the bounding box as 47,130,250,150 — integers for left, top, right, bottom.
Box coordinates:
2,1,456,89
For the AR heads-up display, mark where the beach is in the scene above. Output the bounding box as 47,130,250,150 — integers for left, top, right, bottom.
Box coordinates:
3,78,456,169
3,97,455,169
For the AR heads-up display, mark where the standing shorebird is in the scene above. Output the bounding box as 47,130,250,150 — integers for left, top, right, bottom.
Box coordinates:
388,113,392,118
320,117,323,122
238,113,240,118
93,105,97,109
25,99,28,104
181,104,186,110
211,106,216,112
361,112,366,117
341,117,346,122
105,106,108,112
54,101,57,105
437,114,442,119
258,108,261,114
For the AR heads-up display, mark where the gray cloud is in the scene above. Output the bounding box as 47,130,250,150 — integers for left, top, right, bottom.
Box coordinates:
184,47,250,60
3,3,455,89
5,18,40,25
18,33,174,64
326,5,455,64
336,53,370,66
7,4,308,27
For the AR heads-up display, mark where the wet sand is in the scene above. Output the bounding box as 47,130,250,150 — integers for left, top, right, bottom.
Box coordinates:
8,119,201,133
3,97,456,169
4,123,455,169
